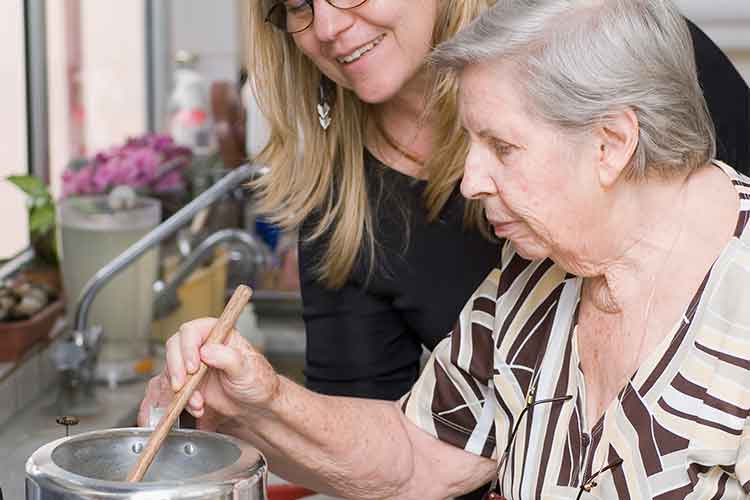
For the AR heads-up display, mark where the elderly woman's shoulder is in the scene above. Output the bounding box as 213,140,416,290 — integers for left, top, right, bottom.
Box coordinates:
693,183,750,351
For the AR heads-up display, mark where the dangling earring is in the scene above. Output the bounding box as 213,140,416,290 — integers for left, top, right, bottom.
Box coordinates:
317,75,335,131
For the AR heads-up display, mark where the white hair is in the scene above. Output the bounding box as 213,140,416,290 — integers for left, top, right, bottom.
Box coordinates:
432,0,716,179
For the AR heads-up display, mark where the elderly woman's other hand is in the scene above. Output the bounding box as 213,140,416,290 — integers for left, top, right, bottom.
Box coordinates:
137,318,280,429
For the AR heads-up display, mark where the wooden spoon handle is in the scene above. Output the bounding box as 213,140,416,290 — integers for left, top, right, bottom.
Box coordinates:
126,285,253,482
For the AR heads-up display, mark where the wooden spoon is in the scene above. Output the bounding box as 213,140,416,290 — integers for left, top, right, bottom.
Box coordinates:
126,284,253,482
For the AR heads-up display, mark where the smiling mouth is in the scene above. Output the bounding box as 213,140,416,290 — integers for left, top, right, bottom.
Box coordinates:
336,34,386,64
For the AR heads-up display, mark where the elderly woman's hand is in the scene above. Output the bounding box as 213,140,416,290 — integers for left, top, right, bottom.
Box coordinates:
137,317,280,429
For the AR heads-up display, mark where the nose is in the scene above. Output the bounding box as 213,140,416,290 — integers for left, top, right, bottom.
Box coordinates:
461,143,497,200
312,0,355,42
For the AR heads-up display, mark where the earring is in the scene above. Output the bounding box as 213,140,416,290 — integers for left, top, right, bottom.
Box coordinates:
317,75,335,131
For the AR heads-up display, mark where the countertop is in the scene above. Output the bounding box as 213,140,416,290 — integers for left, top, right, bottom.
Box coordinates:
0,381,147,499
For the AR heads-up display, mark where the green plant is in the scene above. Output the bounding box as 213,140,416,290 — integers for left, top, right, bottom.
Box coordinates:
7,175,58,266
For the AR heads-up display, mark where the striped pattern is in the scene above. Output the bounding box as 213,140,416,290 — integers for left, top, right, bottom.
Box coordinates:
402,161,750,499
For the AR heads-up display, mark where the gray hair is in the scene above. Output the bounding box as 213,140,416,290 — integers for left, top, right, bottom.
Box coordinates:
431,0,716,179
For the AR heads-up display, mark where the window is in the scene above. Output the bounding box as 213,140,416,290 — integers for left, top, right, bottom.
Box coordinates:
47,0,147,198
0,0,30,259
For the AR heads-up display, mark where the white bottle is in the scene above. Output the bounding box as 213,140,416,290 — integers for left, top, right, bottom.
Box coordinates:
168,50,215,155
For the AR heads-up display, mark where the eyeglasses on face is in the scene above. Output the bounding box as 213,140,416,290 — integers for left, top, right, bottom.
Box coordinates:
265,0,370,34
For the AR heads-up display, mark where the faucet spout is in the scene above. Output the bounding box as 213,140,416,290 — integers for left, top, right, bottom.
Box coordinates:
73,163,267,333
153,228,269,319
52,164,267,415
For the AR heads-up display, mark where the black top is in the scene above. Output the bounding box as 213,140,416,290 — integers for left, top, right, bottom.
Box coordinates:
300,149,500,400
688,19,750,174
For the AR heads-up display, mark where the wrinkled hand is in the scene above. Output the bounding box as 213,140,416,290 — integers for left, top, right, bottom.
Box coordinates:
137,317,280,430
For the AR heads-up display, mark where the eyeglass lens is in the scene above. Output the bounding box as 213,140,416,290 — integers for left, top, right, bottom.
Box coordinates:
265,0,370,33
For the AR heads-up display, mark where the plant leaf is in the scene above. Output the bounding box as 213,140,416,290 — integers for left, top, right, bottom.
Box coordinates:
29,205,55,235
7,175,49,199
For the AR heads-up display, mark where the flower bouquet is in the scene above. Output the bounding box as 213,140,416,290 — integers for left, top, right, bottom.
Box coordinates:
62,133,193,218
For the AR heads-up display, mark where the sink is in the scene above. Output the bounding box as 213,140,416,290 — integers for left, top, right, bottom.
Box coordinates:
247,289,302,317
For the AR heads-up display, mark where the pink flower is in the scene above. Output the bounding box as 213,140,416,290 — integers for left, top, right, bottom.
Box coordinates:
60,133,193,198
62,165,96,197
153,170,184,192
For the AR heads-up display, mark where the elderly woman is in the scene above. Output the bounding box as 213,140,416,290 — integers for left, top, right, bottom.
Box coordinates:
141,0,750,498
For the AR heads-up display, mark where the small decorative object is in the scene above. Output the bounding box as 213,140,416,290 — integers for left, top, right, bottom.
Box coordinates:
61,133,193,217
317,75,335,131
0,278,58,320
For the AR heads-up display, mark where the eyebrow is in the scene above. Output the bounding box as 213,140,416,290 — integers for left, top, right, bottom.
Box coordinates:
477,129,525,150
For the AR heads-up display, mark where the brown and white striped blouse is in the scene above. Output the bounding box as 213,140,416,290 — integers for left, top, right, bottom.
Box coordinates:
402,161,750,499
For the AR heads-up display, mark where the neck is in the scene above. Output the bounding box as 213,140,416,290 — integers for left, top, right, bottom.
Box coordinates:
379,65,433,124
369,70,437,177
579,174,693,315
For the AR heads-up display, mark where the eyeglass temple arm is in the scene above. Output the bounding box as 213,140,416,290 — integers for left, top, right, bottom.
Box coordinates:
575,458,624,499
502,394,574,456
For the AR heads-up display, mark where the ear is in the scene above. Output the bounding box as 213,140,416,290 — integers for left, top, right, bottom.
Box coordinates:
594,108,639,188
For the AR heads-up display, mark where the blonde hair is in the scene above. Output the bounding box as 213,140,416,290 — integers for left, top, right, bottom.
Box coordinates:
248,0,494,288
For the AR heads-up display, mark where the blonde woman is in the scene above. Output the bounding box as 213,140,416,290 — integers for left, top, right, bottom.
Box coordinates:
249,3,500,495
248,0,499,407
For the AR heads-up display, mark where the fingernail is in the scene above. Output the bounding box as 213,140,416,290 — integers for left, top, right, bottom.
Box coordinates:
171,376,179,391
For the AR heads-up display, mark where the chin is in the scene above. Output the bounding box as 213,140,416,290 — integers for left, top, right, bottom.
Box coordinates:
510,239,550,262
350,68,415,104
353,83,400,104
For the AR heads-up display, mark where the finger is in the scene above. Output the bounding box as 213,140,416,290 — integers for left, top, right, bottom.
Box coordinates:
159,368,172,397
225,328,258,354
158,373,177,407
187,406,204,419
137,376,167,426
184,389,204,419
179,318,218,373
165,334,187,391
200,343,250,381
188,390,204,411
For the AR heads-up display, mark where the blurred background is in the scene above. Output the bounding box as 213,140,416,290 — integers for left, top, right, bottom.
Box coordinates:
2,0,258,257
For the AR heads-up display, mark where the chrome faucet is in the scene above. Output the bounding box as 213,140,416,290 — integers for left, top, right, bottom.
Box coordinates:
52,163,269,415
153,228,270,319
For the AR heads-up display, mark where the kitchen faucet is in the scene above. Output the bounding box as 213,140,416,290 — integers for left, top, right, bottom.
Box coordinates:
52,163,269,415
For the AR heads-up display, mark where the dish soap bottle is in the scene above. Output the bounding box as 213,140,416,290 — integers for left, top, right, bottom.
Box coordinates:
167,50,215,156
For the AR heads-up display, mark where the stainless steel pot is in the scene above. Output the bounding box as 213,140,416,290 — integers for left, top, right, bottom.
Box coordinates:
26,428,267,499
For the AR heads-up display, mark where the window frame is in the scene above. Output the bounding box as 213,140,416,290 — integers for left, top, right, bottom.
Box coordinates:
24,0,50,183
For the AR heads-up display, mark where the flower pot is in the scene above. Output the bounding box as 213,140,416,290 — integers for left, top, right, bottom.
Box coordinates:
19,266,63,295
0,299,64,362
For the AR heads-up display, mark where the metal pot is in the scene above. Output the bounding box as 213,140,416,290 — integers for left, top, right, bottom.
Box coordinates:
26,428,267,499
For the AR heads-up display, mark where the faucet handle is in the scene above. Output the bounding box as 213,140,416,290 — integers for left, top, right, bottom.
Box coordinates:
81,324,104,354
50,325,103,372
50,339,87,371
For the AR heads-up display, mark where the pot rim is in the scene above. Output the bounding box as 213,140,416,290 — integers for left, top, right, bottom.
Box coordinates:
26,427,266,494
